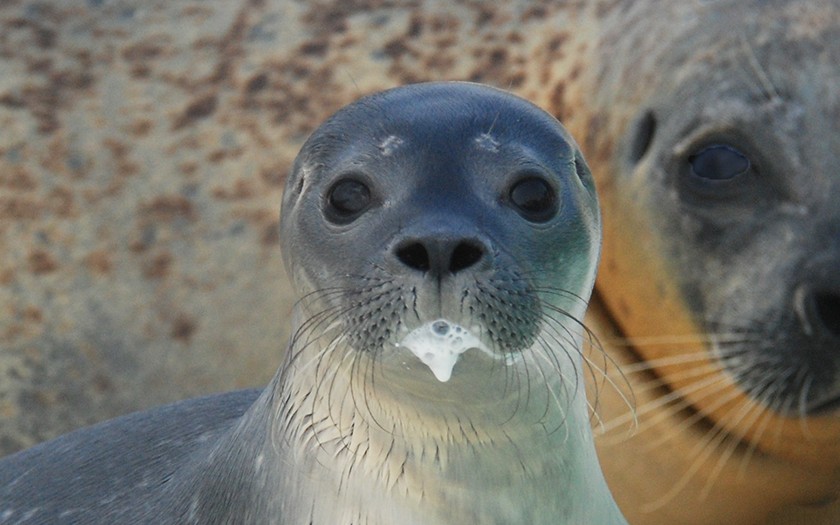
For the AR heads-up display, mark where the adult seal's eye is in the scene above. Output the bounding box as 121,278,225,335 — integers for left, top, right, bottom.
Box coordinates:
325,178,371,224
509,176,558,223
687,145,750,181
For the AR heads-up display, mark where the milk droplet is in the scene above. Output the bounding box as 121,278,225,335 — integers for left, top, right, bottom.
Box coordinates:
398,319,490,382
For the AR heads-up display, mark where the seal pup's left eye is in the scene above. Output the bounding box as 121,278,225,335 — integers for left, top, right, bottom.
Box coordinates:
508,175,559,223
325,177,372,224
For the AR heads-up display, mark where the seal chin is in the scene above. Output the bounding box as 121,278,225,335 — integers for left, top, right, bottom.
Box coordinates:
396,319,509,382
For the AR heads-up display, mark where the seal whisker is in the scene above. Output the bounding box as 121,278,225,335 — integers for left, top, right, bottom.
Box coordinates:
284,298,348,365
299,318,349,375
597,373,721,438
600,353,782,442
640,381,769,510
500,345,530,427
798,372,815,433
737,383,796,479
534,305,637,434
698,384,783,501
648,377,746,451
752,361,798,406
734,373,793,473
539,297,635,412
611,340,780,398
504,337,542,427
279,300,371,459
739,31,782,102
353,334,395,437
660,348,792,422
616,349,732,374
530,282,590,310
771,390,799,448
525,342,572,441
616,358,721,401
605,332,762,349
581,341,637,427
299,339,356,458
535,315,582,398
322,343,362,447
640,415,732,510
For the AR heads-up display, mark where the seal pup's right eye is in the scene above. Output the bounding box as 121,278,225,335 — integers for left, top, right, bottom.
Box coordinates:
508,175,559,223
687,144,750,181
325,177,372,224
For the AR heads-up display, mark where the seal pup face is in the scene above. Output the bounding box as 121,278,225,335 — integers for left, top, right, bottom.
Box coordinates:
280,81,600,415
273,83,625,524
585,0,840,470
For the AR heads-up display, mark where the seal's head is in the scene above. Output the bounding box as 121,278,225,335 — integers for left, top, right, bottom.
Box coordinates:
280,81,600,412
275,83,621,524
573,0,840,514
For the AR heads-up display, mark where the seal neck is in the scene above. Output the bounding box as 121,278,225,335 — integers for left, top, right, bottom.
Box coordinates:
174,336,624,524
246,339,625,524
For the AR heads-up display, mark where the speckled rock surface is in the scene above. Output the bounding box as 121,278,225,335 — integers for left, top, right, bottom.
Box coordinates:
0,0,593,455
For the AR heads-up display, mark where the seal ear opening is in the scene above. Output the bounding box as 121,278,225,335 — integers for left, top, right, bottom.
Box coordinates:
574,151,596,194
628,110,656,165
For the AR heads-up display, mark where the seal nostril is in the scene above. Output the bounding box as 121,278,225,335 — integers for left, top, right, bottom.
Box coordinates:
450,242,483,274
814,292,840,338
396,243,430,272
396,240,484,275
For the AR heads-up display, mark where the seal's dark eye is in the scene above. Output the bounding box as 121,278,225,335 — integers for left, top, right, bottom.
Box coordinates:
509,176,558,223
688,145,750,180
325,178,371,224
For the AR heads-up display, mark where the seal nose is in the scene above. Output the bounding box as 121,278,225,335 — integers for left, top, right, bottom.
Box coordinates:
797,285,840,339
395,237,486,276
810,289,840,338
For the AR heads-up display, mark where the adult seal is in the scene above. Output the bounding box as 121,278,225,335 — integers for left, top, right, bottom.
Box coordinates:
0,82,624,524
561,1,840,523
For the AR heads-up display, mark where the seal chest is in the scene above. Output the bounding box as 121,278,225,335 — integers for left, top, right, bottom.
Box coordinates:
0,82,624,524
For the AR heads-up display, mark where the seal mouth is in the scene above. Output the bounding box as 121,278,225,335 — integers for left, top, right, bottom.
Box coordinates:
805,393,840,415
396,319,513,382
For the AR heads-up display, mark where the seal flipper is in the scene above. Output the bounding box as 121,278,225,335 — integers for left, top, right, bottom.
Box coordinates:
0,390,260,523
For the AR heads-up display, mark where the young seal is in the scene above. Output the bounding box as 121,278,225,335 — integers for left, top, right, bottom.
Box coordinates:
0,82,625,524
